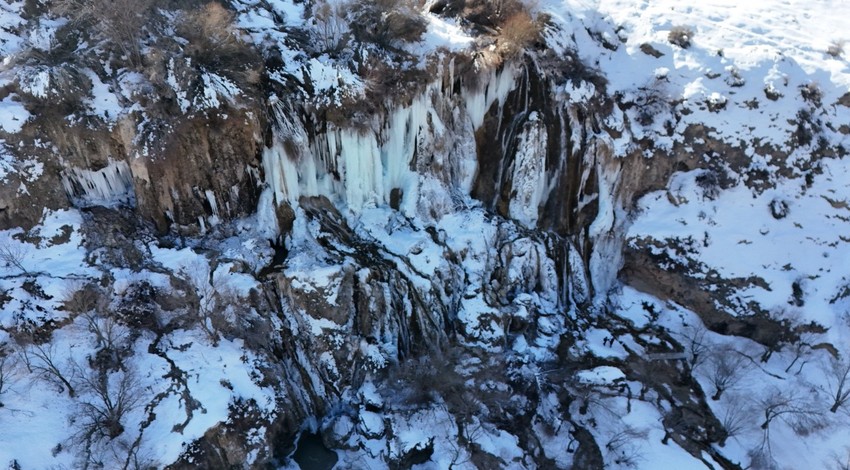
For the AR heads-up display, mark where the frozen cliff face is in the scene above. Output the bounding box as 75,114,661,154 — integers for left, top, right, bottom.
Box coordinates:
261,63,520,221
1,0,850,469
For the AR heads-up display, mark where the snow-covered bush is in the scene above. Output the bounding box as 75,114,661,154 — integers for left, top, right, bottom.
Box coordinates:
13,64,91,119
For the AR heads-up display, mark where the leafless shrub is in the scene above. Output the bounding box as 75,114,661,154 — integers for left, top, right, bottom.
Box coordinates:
604,425,648,468
0,347,18,406
677,323,710,369
0,240,29,275
312,0,350,53
705,348,750,400
824,357,850,414
497,10,542,58
831,446,850,470
668,25,694,49
178,261,247,344
74,367,143,442
747,445,779,470
719,395,756,444
19,341,76,397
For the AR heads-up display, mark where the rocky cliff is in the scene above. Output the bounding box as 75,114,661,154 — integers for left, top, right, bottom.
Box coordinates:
0,1,849,469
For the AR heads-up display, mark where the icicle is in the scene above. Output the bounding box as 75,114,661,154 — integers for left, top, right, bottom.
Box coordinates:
255,187,280,239
508,112,548,228
464,65,518,130
260,62,520,217
588,150,623,302
205,190,220,218
61,159,135,207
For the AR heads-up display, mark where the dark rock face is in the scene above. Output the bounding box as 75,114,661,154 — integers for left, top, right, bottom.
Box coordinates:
131,110,264,233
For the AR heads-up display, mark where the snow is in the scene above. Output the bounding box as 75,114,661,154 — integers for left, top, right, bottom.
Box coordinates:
576,366,626,385
628,156,850,329
0,94,30,133
84,69,122,121
0,208,280,469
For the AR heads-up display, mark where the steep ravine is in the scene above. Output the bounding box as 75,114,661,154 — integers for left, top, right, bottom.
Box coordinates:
150,56,740,468
3,6,846,466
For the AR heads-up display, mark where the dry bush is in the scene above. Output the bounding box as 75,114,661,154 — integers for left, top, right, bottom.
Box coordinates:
53,0,156,67
800,82,823,107
668,25,694,49
358,55,430,103
63,282,105,316
313,0,350,54
631,77,671,126
497,10,542,58
828,40,845,58
349,0,428,49
173,2,262,95
178,4,253,70
463,0,528,29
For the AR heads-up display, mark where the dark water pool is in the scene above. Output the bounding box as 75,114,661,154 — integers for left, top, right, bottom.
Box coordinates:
292,432,338,470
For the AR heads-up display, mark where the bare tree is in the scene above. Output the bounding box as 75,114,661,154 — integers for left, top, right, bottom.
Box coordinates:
759,387,826,454
75,367,142,441
71,364,148,470
824,357,850,413
705,348,750,400
19,341,76,397
0,241,29,275
677,323,710,370
179,261,242,344
0,349,17,406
